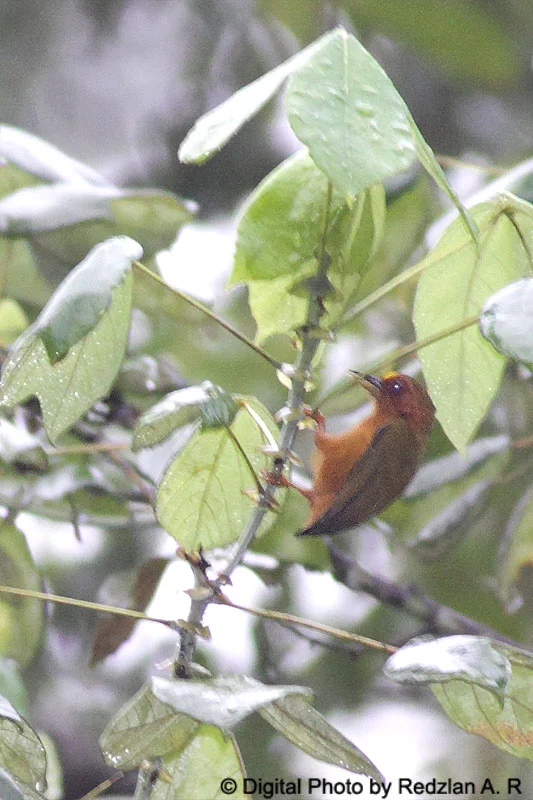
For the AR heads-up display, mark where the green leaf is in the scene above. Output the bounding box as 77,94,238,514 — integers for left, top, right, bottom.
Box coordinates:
99,682,199,771
353,173,435,304
346,0,521,88
133,383,238,451
232,150,385,342
385,635,510,700
285,29,476,241
178,31,337,164
480,278,533,365
0,706,47,790
0,237,137,442
499,485,533,611
156,397,279,550
432,644,533,760
285,29,417,200
8,236,139,363
0,524,44,668
259,694,383,780
151,675,312,732
414,199,529,451
152,725,247,800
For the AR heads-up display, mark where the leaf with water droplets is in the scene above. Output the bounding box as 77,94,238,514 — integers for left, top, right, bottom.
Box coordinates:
285,29,417,199
100,682,200,771
432,643,533,760
0,702,47,791
0,237,137,442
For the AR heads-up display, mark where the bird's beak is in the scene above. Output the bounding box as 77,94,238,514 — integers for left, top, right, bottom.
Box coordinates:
349,370,383,399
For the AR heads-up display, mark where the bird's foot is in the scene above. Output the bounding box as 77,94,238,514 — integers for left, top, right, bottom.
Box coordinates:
261,470,313,501
301,405,325,429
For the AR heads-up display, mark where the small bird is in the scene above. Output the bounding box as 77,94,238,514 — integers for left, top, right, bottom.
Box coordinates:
297,371,435,537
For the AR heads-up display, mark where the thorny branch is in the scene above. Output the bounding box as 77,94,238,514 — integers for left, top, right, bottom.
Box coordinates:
175,182,336,673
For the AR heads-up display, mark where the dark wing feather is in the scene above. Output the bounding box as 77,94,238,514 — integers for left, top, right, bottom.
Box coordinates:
298,420,421,537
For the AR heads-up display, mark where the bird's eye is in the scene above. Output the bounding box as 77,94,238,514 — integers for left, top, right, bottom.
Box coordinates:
391,380,404,394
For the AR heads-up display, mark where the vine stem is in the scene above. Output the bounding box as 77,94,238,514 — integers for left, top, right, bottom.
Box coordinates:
0,584,178,628
220,597,396,654
176,182,335,668
132,261,281,370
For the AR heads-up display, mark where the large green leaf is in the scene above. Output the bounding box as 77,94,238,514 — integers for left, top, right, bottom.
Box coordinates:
152,726,247,800
286,29,476,240
414,197,531,451
231,150,385,342
156,397,279,550
0,237,138,442
433,644,533,761
0,524,44,668
285,30,417,200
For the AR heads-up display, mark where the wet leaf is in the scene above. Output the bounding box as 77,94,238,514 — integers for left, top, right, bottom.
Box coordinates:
151,675,312,732
0,237,138,442
480,278,533,365
433,644,533,760
385,635,510,701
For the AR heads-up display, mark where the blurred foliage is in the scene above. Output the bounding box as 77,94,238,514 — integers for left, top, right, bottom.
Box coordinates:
2,2,533,798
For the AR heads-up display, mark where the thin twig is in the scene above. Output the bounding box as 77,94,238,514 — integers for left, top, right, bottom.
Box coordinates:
0,584,176,628
133,260,282,370
220,596,397,654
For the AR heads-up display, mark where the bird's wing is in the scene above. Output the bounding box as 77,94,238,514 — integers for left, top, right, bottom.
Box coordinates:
298,419,420,537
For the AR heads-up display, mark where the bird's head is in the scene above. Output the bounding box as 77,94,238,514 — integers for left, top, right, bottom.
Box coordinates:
350,371,435,438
